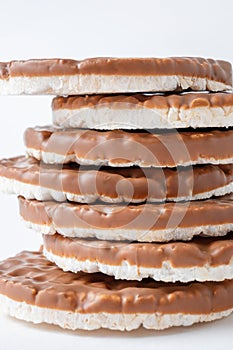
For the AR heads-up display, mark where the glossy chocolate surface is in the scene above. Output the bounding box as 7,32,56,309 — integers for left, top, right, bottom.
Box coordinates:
18,195,233,232
1,250,233,314
0,58,231,84
43,232,233,268
52,92,233,111
1,156,233,202
24,126,233,167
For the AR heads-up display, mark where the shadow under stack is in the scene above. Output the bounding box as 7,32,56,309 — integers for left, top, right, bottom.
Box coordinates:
0,57,233,331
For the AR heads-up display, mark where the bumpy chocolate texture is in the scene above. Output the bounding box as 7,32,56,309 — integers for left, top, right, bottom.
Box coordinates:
24,126,233,167
52,92,233,130
43,232,233,271
1,250,233,314
0,57,230,79
53,92,233,111
1,156,233,202
18,195,233,242
0,57,231,94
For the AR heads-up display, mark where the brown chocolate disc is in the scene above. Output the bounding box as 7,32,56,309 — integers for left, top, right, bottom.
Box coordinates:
18,195,233,242
0,57,231,95
1,156,233,203
52,92,233,129
43,232,233,282
24,126,233,168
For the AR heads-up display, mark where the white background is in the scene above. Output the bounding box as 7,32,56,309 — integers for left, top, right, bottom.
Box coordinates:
0,0,233,348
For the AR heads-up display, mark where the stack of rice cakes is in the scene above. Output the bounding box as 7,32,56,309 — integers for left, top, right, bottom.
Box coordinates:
0,57,233,331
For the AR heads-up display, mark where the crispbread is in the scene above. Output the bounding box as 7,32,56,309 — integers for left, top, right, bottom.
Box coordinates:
52,93,233,129
18,195,233,242
43,233,233,282
0,57,231,95
24,126,233,168
1,156,233,202
1,250,233,331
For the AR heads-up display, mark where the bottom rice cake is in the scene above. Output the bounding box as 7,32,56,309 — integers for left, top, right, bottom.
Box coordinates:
42,232,233,283
19,195,233,242
0,250,233,331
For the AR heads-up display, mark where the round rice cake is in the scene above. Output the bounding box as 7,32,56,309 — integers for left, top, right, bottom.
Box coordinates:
18,195,233,242
43,232,233,283
0,57,231,95
24,126,233,168
52,92,233,130
0,250,233,331
1,156,233,203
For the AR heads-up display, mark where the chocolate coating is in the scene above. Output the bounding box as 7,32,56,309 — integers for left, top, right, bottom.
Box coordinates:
1,250,233,314
24,126,233,167
43,232,233,269
1,156,233,202
52,92,233,111
18,195,233,233
0,58,231,84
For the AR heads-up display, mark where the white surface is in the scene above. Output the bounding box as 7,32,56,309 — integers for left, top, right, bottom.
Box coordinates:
0,0,233,348
0,312,233,350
